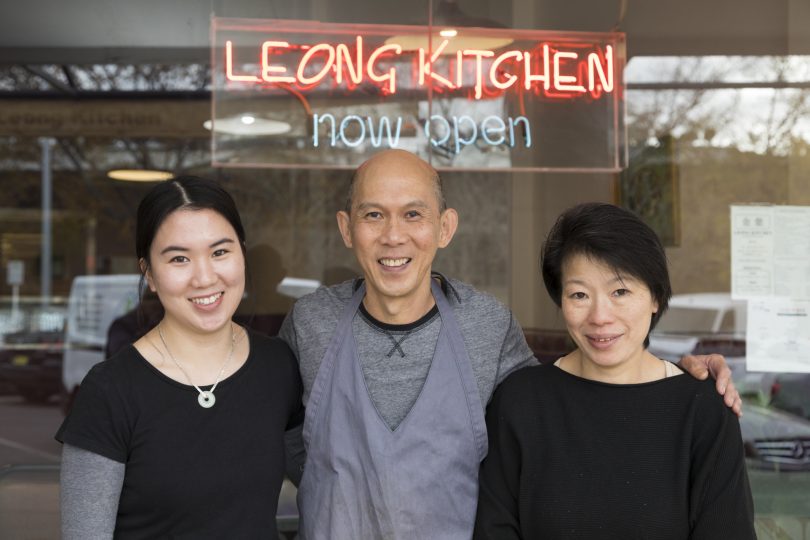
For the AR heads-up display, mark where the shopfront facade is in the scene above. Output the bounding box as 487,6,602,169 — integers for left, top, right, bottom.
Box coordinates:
1,0,809,537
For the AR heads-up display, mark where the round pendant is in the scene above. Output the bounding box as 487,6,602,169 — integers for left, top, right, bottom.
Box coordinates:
198,391,216,408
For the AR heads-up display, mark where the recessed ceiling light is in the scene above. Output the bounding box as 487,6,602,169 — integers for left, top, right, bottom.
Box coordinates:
107,169,174,182
204,115,291,136
439,28,458,38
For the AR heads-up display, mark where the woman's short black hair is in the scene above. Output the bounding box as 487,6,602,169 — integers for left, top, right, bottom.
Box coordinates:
136,175,247,272
540,202,672,347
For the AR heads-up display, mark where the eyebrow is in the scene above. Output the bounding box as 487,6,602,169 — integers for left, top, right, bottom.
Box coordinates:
159,237,235,255
563,275,629,286
355,200,431,212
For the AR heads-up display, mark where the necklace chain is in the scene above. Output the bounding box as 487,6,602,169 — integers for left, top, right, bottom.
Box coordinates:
157,323,236,408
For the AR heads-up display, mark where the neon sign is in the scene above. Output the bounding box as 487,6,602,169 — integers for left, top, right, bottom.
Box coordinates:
225,38,614,101
311,113,530,154
212,18,626,172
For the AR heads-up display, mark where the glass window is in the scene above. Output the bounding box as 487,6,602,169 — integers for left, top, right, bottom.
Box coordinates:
628,55,810,537
2,28,810,540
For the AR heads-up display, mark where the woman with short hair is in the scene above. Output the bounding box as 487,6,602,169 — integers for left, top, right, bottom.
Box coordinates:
474,202,756,539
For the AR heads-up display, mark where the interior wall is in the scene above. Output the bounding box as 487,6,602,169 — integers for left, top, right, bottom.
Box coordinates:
666,142,790,296
509,173,615,331
505,0,620,330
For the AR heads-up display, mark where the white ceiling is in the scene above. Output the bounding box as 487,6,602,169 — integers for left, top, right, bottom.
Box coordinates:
0,0,807,65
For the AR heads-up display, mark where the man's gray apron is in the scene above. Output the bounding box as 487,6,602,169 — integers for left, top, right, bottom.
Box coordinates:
298,281,488,540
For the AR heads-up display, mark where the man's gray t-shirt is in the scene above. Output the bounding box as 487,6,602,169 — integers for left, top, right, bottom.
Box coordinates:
353,301,442,429
279,274,536,430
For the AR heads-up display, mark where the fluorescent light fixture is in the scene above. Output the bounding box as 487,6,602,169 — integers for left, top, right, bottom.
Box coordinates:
107,169,173,182
439,28,458,38
204,115,291,136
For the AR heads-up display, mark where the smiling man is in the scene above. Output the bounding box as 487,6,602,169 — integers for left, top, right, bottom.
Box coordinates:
279,149,739,540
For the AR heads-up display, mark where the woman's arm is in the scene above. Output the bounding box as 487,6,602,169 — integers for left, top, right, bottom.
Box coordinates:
473,388,523,540
689,395,756,539
679,354,742,416
60,444,124,540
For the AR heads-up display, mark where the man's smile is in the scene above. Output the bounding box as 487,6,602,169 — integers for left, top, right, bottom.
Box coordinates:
379,257,411,267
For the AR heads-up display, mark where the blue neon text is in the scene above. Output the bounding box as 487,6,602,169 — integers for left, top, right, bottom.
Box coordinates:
312,113,532,153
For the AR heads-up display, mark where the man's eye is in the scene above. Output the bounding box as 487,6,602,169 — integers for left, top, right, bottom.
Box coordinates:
405,211,421,219
365,211,382,219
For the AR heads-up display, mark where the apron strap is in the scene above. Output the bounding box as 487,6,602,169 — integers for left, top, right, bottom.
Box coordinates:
303,282,366,445
430,279,489,461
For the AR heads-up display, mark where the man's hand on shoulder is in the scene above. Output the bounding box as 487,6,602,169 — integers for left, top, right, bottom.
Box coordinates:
679,354,743,417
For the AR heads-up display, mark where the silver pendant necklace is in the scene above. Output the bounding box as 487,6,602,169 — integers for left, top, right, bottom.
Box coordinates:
158,323,235,409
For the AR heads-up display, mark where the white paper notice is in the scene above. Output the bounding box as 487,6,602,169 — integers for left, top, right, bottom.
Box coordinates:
772,206,810,299
746,297,810,373
731,205,810,299
731,206,773,299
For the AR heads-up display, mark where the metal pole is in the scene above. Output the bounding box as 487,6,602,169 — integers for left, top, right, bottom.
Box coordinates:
85,217,97,275
11,284,20,324
39,137,55,307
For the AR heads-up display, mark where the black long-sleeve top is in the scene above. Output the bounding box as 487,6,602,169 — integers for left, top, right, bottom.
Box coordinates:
474,364,756,540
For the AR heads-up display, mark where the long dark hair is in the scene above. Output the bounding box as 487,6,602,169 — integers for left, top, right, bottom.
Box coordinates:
136,175,247,265
136,175,247,295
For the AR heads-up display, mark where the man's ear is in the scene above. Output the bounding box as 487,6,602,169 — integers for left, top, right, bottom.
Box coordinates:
438,208,459,248
139,258,156,292
336,211,353,248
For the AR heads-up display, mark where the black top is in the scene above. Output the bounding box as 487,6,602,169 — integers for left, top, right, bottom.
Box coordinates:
57,329,303,539
474,364,756,540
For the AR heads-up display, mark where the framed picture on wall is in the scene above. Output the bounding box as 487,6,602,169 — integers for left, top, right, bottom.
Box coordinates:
616,135,680,247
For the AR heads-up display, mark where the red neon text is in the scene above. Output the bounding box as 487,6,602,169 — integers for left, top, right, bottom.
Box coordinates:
224,39,614,100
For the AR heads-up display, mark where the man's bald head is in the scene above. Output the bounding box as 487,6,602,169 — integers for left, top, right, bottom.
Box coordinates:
344,150,447,214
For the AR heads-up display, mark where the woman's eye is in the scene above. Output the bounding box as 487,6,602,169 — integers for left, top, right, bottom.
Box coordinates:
170,255,188,263
569,292,586,300
614,288,629,297
213,249,228,257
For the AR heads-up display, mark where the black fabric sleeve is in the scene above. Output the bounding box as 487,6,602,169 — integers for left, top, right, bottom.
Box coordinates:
55,363,131,463
284,424,306,486
473,383,523,540
274,336,304,431
276,335,306,485
688,390,756,539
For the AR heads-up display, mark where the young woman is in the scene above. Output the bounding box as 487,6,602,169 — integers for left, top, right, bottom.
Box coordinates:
57,176,303,538
474,203,755,539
